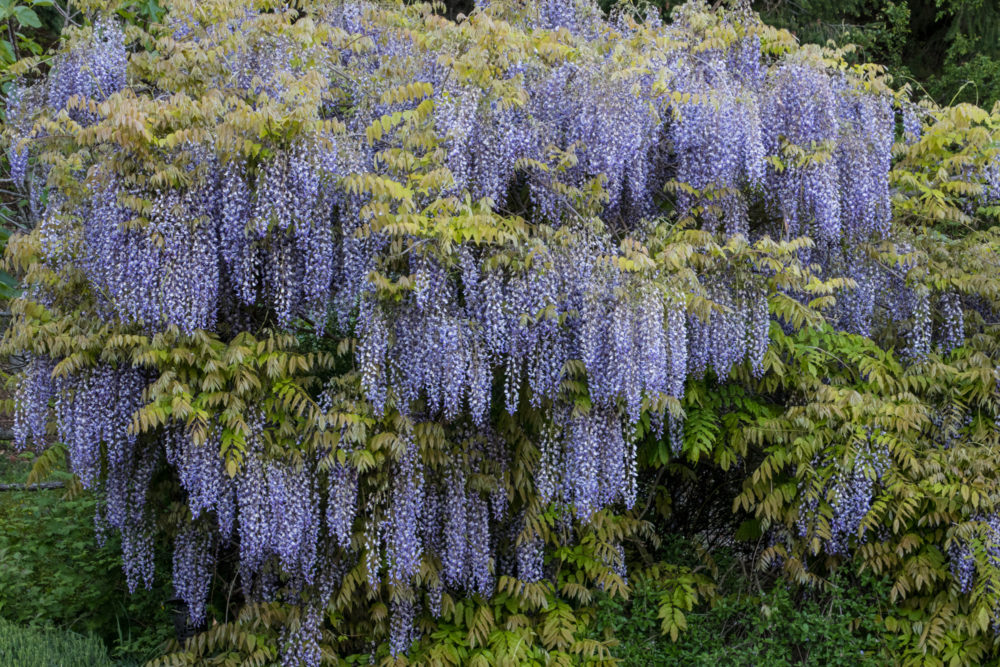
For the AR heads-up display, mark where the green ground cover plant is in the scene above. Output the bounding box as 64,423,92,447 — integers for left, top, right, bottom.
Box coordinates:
0,614,115,666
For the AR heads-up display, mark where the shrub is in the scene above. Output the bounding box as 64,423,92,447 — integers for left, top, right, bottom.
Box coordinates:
3,1,1000,665
0,616,114,667
594,552,899,666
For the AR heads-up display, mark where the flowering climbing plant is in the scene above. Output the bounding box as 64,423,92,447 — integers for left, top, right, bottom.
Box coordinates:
5,0,1000,664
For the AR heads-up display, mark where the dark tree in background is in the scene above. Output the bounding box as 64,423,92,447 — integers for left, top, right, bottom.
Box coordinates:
744,0,1000,107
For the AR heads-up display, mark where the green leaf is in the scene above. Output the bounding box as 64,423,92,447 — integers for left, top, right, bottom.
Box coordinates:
17,35,42,55
735,519,763,541
0,273,20,289
13,6,41,28
144,0,165,22
0,39,14,64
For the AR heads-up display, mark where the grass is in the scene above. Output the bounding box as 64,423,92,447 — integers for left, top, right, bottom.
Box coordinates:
0,616,116,667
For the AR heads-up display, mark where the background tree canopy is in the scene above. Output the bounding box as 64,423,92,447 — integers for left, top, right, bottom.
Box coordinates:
747,0,1000,107
439,0,1000,108
3,1,1000,666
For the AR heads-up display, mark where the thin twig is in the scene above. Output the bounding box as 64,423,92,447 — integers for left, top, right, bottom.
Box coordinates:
0,481,65,491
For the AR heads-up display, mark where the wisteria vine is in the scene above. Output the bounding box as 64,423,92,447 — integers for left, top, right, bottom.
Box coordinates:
6,0,987,663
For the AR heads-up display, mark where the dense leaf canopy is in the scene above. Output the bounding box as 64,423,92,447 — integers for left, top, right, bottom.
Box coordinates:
4,0,1000,665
